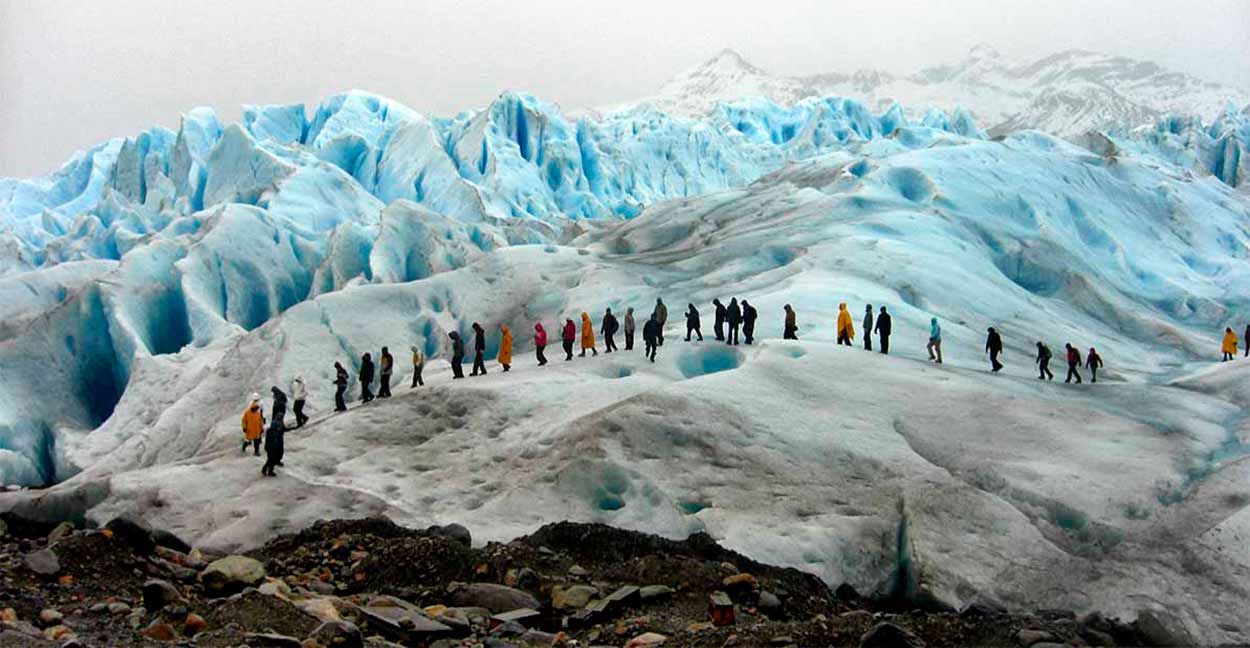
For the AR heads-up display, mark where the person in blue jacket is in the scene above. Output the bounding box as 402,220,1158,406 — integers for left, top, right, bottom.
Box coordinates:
926,317,943,364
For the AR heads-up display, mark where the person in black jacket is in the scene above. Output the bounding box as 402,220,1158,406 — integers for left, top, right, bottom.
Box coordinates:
1035,342,1054,380
262,386,287,476
713,299,727,341
470,323,488,376
449,331,465,379
1245,324,1249,358
726,298,742,345
985,327,1004,372
359,353,375,403
742,300,757,344
874,306,892,354
643,313,662,362
685,304,703,341
863,305,875,351
601,308,620,352
333,362,349,412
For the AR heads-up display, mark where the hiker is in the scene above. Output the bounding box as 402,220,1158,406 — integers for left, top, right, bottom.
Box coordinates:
410,347,425,387
499,324,513,372
985,327,1004,372
449,331,465,379
562,318,576,361
290,375,308,427
262,386,287,477
378,347,393,398
623,308,636,351
1086,347,1103,383
727,298,742,345
241,393,265,455
359,353,375,403
742,300,757,345
580,312,598,357
1036,342,1054,380
836,303,855,346
783,304,798,340
713,299,727,341
863,305,874,351
1222,327,1238,361
471,323,488,376
333,363,349,412
601,308,620,352
534,323,548,366
1065,343,1083,383
926,317,942,363
685,304,703,341
1246,324,1249,358
643,313,661,362
875,306,892,354
652,298,668,345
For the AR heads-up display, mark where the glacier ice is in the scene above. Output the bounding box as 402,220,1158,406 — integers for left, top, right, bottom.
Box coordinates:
1,89,1250,643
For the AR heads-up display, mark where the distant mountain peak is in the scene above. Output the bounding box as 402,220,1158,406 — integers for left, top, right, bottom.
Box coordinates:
966,43,1003,60
628,45,1250,137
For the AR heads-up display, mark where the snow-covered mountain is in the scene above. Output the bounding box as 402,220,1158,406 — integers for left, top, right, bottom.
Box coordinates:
2,89,1250,643
628,45,1250,137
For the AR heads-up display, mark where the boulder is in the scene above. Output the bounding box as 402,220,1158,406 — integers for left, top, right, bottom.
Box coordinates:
624,632,668,647
449,583,539,614
860,622,926,648
183,613,206,636
242,633,303,647
1134,609,1196,647
105,517,156,555
551,584,598,610
355,605,456,644
200,555,267,593
141,621,177,642
22,549,60,576
46,522,74,544
37,609,63,627
143,579,187,611
1016,628,1054,646
639,585,674,602
426,523,471,548
307,620,363,648
150,528,192,554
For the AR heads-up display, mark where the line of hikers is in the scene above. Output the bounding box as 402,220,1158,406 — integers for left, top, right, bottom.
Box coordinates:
242,299,1247,475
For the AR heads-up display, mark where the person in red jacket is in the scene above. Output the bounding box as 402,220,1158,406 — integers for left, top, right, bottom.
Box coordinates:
562,318,577,361
534,323,548,366
1086,347,1103,383
1064,343,1083,384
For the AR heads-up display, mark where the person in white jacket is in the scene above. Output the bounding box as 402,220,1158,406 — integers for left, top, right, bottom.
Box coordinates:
290,376,308,428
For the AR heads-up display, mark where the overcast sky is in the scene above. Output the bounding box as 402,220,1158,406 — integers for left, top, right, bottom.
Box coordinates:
2,0,1248,177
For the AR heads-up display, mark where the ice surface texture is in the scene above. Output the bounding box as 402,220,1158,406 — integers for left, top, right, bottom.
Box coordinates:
1,90,1249,643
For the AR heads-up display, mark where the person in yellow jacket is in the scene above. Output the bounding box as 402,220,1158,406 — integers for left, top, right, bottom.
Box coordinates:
1223,327,1239,361
579,312,598,357
836,303,855,346
499,324,514,372
240,393,265,456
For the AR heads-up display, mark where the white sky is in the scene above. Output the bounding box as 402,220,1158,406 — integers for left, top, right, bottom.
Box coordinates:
2,0,1248,177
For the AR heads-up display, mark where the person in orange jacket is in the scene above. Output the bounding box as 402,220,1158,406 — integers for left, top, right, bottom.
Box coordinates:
241,393,265,456
1222,327,1238,361
836,303,855,346
499,324,514,372
580,312,598,357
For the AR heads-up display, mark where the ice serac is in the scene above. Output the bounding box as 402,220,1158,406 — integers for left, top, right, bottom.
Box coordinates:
2,86,1250,644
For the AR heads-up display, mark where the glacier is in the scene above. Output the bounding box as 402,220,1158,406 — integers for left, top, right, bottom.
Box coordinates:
2,90,1250,643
